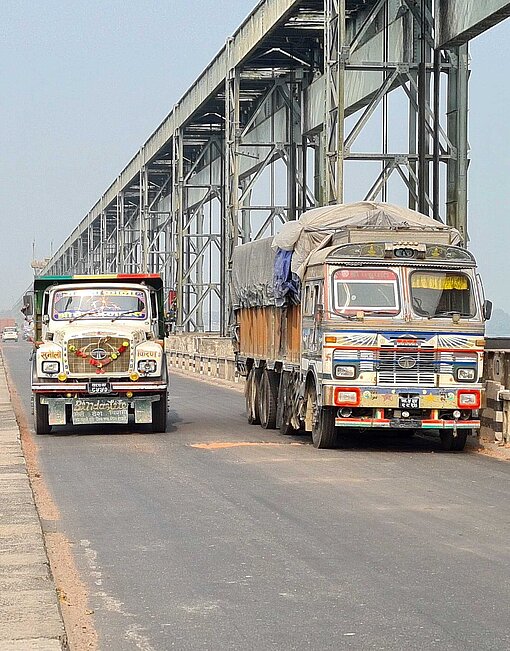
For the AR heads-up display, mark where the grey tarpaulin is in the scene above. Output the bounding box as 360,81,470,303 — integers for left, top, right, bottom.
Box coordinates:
272,201,462,278
231,237,276,309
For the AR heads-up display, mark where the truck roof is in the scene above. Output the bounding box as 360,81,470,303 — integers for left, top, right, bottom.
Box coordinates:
34,273,163,293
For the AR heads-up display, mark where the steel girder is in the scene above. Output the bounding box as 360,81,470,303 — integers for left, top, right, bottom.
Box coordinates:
40,0,475,332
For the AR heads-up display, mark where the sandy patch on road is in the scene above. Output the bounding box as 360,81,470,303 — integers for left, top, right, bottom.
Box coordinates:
191,441,304,449
5,364,99,651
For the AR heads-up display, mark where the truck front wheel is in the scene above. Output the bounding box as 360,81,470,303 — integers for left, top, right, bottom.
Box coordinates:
439,429,468,451
151,393,167,433
34,396,51,435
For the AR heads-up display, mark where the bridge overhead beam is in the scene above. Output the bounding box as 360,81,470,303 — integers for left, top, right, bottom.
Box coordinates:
436,0,510,48
41,0,488,333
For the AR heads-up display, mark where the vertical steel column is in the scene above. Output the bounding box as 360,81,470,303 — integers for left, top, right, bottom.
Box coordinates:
116,192,125,272
324,0,346,205
140,167,149,273
172,130,185,330
223,45,241,335
417,0,431,215
100,212,106,272
446,44,469,242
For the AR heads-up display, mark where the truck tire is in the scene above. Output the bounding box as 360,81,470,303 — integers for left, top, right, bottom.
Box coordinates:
258,369,279,429
309,384,336,449
278,371,298,435
280,405,298,436
34,396,51,435
439,429,468,451
245,368,261,425
151,392,167,433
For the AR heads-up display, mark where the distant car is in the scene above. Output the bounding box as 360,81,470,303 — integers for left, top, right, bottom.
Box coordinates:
2,327,18,342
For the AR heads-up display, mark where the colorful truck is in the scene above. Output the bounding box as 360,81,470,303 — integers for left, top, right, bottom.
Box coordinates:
29,274,168,434
231,202,491,450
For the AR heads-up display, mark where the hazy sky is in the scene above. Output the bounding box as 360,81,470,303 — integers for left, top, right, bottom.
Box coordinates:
1,1,509,313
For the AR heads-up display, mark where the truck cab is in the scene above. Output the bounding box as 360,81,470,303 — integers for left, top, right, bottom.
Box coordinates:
30,274,168,434
301,241,488,449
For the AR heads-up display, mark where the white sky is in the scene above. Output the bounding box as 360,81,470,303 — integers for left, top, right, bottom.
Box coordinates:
1,1,509,312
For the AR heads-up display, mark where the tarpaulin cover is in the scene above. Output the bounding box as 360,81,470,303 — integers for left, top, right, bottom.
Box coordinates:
231,202,461,309
231,237,276,309
272,201,461,278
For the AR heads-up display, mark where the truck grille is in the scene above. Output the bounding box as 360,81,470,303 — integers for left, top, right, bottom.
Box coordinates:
66,336,131,375
378,349,435,386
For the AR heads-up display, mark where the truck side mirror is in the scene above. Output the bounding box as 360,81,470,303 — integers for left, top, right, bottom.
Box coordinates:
42,315,49,325
483,299,493,321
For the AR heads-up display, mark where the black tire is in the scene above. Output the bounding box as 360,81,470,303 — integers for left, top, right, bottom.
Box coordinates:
278,371,298,435
439,429,468,451
245,368,261,425
280,406,298,436
34,395,51,435
309,384,336,449
258,369,279,430
151,392,167,433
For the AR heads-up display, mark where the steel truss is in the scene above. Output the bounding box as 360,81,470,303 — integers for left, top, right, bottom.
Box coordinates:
42,0,470,333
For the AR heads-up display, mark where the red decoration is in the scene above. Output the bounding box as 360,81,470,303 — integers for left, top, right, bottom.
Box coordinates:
70,342,129,372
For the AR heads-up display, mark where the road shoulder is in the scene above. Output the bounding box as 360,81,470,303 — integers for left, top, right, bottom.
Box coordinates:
0,352,66,649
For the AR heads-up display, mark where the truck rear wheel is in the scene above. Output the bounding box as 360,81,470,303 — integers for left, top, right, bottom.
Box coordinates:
245,368,261,425
34,396,51,435
439,429,468,451
309,385,336,449
151,392,167,433
258,369,279,429
278,371,298,436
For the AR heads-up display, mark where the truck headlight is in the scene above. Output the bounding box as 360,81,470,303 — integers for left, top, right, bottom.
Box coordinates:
42,361,60,374
334,365,357,379
137,359,157,374
455,367,476,382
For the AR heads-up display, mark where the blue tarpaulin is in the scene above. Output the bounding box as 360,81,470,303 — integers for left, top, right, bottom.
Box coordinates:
273,248,300,306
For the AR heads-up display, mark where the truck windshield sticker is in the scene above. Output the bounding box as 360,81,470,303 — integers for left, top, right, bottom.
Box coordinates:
410,271,475,318
333,269,400,315
52,289,147,321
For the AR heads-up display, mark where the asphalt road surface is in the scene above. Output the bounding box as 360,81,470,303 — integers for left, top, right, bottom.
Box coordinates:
3,341,510,651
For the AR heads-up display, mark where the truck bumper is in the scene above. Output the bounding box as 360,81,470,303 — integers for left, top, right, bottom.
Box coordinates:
333,415,479,430
32,381,167,392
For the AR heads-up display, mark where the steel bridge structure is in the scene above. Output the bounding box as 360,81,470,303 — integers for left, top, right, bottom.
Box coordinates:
40,0,510,333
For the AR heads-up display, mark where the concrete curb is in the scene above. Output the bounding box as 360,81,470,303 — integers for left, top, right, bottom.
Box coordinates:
0,353,66,650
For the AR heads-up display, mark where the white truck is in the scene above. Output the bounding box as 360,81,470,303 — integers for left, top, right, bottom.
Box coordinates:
29,274,168,434
232,202,491,451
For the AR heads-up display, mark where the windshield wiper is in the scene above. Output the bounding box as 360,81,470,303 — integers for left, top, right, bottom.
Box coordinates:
333,311,357,321
365,310,398,316
427,311,464,319
111,310,141,322
69,309,102,323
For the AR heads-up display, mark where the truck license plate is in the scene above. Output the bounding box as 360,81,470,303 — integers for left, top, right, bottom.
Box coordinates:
399,396,419,409
72,398,129,425
88,381,112,395
390,418,421,429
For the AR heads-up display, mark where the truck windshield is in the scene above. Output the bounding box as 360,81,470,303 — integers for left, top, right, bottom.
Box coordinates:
410,271,475,318
52,288,147,321
333,269,400,315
